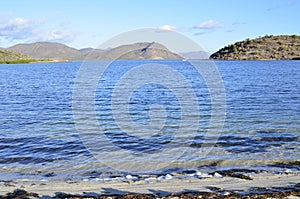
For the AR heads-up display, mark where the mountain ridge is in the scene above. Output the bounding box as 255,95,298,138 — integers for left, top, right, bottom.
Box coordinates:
6,41,182,60
8,42,82,60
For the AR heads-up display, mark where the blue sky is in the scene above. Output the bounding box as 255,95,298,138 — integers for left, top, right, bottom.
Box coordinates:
0,0,299,53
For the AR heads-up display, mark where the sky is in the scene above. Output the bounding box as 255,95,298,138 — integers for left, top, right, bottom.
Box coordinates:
0,0,299,53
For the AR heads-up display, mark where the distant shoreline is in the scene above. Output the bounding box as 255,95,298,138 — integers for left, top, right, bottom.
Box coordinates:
1,59,300,64
0,59,69,64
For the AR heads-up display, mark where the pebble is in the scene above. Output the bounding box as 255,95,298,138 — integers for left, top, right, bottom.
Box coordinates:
197,173,212,178
144,177,156,182
195,171,202,176
214,172,223,178
125,175,138,181
186,173,195,177
283,168,294,173
165,174,173,180
90,178,100,182
20,179,30,182
222,191,231,196
82,179,89,182
157,176,165,181
125,175,133,180
111,177,123,181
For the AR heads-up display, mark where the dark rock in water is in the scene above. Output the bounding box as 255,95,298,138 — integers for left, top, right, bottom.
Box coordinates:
181,170,197,175
216,169,255,180
44,172,56,177
269,160,300,169
4,189,39,199
82,170,103,178
206,186,222,191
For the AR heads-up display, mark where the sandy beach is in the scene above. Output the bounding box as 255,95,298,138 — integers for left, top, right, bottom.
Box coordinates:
0,171,299,198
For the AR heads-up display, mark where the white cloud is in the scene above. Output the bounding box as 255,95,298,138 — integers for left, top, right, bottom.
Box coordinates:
0,17,76,45
158,25,176,31
39,29,75,42
0,17,34,40
9,17,28,26
195,20,224,29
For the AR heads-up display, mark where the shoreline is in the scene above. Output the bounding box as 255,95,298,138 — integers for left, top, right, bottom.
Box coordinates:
0,170,299,198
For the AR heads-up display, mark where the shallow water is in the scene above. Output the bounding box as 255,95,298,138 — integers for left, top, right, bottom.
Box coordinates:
0,60,299,180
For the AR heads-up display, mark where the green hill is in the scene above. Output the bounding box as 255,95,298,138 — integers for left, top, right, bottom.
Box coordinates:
210,35,300,60
0,49,36,64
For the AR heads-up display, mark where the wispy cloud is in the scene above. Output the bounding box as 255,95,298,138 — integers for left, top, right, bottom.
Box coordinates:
195,20,224,29
193,20,224,35
267,1,296,11
0,17,37,40
158,25,176,31
0,17,76,45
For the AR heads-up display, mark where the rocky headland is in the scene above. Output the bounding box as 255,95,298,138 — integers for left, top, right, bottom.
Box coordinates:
210,35,300,60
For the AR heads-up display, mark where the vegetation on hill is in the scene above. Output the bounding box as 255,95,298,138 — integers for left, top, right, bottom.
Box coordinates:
210,35,300,60
94,42,182,60
0,49,37,64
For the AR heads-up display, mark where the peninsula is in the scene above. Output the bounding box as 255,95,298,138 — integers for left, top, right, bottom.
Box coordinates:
0,49,37,64
210,35,300,60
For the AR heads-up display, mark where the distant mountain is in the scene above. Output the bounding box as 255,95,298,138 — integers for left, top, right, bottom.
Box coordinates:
0,49,35,64
8,42,82,60
94,42,182,60
210,35,300,60
78,48,105,58
6,41,182,60
179,51,210,59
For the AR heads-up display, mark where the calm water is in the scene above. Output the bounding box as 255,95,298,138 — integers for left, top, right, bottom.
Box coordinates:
0,60,299,180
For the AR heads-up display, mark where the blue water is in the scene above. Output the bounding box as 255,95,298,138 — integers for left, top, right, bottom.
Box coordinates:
0,60,299,179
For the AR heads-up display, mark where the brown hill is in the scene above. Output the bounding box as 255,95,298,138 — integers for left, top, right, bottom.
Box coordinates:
7,42,182,60
96,42,182,60
210,35,300,60
78,48,105,58
8,42,82,60
179,51,210,59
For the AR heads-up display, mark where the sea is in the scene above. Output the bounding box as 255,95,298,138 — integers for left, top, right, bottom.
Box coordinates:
0,60,299,180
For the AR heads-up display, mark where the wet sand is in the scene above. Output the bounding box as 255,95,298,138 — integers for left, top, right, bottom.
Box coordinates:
0,171,299,198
